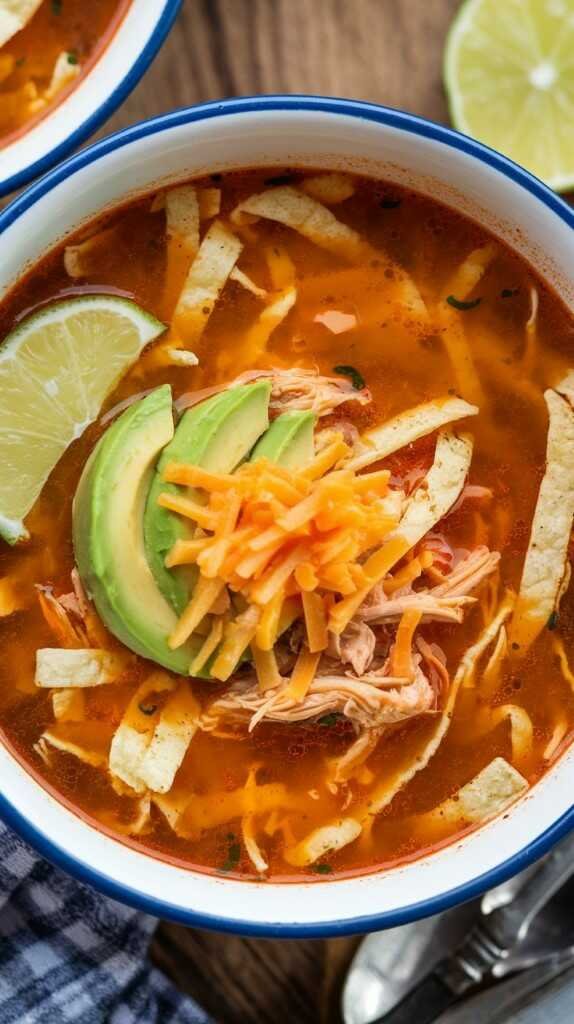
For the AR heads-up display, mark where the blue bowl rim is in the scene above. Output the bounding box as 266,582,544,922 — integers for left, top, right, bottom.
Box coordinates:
0,0,182,198
0,94,573,938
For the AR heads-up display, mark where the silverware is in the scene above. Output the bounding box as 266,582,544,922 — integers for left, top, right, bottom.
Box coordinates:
368,829,574,1024
342,829,574,1024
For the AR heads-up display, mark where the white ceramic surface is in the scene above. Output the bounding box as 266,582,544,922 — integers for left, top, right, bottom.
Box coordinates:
0,97,572,936
0,0,181,196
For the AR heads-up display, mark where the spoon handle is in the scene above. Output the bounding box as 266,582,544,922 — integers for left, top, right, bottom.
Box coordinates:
369,973,455,1024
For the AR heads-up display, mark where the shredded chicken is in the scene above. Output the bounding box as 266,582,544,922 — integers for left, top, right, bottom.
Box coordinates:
359,546,499,625
231,367,371,416
202,662,435,733
327,726,384,785
328,621,376,675
360,593,476,625
432,547,500,597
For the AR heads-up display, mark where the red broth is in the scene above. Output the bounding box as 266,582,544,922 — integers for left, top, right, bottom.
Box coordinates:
0,168,573,880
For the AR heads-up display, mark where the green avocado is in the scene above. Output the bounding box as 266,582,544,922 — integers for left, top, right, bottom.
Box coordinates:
73,385,199,674
144,381,272,615
250,410,316,469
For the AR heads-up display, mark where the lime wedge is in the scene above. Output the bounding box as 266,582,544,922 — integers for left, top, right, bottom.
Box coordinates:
444,0,574,191
0,295,165,544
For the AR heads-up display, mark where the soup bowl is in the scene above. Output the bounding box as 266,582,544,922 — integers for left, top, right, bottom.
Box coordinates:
0,96,573,937
0,0,182,198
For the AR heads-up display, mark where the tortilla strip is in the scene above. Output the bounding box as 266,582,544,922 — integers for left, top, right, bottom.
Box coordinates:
346,396,478,471
354,590,515,826
435,245,496,406
398,431,473,547
230,266,268,298
238,286,297,365
166,185,200,255
460,589,515,688
301,173,355,204
511,381,574,652
52,689,85,722
64,228,119,279
43,50,81,102
40,721,115,769
35,648,128,688
109,672,176,794
137,684,200,794
420,757,527,829
198,187,221,220
231,185,367,261
0,0,43,48
284,818,362,867
329,431,473,633
173,220,242,343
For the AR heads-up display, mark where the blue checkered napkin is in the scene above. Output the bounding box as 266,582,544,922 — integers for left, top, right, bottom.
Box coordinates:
0,822,211,1024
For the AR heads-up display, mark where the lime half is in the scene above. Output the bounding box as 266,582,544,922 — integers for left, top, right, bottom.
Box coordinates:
0,295,165,543
444,0,574,191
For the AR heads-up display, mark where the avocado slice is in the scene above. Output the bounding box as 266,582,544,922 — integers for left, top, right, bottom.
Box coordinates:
251,410,315,469
73,385,198,674
144,381,272,615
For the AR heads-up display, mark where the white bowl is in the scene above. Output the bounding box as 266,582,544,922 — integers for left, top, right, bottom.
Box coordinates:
0,97,573,937
0,0,181,197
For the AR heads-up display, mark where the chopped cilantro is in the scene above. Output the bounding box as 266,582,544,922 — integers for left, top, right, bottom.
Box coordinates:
52,0,62,13
501,288,518,299
547,610,558,631
138,702,158,716
379,197,401,209
67,51,79,66
220,833,241,873
333,364,365,391
15,57,26,68
312,863,333,874
318,713,340,727
446,295,482,311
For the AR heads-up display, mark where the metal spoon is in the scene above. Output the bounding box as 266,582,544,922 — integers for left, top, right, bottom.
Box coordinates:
342,829,574,1024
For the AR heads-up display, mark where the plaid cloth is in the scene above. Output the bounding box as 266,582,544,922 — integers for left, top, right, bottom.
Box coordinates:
0,821,211,1024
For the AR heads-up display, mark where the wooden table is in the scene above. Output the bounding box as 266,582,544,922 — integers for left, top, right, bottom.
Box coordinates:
106,2,458,1021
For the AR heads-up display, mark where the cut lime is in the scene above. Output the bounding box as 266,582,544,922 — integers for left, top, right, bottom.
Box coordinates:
444,0,574,191
0,295,165,544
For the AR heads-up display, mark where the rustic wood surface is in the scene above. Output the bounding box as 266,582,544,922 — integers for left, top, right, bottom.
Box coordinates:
114,2,457,1022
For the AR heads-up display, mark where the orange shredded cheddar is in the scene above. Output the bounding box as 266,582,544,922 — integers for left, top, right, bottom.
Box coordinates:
168,576,225,649
301,592,328,652
158,492,214,529
329,535,410,634
302,436,351,480
190,616,225,674
390,609,423,679
295,562,319,591
354,470,391,494
250,543,309,605
210,606,261,681
256,591,285,650
165,537,209,567
384,556,425,595
163,462,237,490
287,648,322,701
252,644,283,691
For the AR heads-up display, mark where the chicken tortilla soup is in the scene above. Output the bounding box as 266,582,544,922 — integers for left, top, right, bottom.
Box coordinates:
0,168,573,881
0,0,130,144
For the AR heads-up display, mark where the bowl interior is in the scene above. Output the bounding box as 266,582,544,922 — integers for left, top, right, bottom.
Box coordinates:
0,100,573,936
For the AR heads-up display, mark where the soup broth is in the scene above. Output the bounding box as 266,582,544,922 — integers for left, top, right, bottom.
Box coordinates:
0,0,130,144
0,167,573,880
